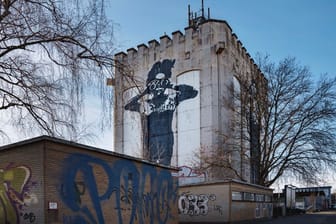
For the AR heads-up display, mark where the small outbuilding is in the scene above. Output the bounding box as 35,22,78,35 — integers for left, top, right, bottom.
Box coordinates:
295,186,332,211
0,136,178,224
178,180,273,223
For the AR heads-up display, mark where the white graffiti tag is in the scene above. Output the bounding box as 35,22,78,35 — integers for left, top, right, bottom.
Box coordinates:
178,193,216,216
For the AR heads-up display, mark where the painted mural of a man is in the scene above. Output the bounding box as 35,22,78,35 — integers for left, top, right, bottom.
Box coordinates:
125,59,198,166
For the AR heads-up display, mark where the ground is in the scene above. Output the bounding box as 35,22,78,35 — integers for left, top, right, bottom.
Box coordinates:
243,210,336,224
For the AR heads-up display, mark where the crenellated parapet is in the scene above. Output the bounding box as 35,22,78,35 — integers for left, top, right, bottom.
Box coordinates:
115,20,262,80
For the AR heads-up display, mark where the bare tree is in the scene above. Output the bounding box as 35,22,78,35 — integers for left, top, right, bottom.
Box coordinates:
194,55,336,187
192,59,268,183
0,0,123,142
256,56,336,187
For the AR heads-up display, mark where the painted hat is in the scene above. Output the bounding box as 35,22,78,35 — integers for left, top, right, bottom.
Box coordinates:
146,59,175,84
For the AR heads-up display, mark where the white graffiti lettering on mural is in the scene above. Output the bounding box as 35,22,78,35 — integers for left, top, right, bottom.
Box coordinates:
143,92,177,115
178,192,216,216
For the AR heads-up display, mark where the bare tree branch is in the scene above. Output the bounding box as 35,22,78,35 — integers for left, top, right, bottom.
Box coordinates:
193,55,336,187
0,0,123,143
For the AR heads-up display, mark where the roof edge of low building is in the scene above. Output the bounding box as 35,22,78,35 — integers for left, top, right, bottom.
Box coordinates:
0,135,178,170
179,178,274,191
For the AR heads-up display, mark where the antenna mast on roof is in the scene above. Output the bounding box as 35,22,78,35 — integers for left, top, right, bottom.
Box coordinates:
188,0,211,28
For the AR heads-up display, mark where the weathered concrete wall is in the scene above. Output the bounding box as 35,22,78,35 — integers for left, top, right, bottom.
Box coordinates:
0,141,44,224
178,183,230,223
230,182,273,222
114,19,266,183
0,137,178,224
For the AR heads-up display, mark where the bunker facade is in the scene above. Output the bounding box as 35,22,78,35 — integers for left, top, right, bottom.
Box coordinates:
114,19,267,184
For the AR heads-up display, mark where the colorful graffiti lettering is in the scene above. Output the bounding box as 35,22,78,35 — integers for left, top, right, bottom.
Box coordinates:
173,166,206,185
124,59,198,165
60,153,177,224
178,192,216,216
0,165,37,224
175,166,207,178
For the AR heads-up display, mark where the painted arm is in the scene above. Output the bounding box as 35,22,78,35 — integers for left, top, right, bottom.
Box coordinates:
174,84,198,103
124,89,149,112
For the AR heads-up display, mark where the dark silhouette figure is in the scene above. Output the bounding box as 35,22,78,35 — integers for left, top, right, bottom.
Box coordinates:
125,59,198,165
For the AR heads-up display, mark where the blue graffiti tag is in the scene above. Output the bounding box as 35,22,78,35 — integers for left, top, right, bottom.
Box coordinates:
60,153,177,224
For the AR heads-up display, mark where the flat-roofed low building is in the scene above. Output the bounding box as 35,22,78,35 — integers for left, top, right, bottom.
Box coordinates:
273,185,332,216
0,136,178,224
178,180,273,223
295,186,332,211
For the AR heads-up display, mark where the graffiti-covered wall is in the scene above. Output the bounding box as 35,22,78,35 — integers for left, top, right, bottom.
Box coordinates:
178,181,273,223
0,142,43,224
178,183,230,223
45,139,178,224
0,136,178,224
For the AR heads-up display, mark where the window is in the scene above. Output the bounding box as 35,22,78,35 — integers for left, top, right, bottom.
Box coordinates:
265,195,272,202
244,192,255,201
232,191,243,201
256,194,264,202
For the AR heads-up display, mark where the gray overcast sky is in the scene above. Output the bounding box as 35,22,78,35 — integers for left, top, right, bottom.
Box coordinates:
108,0,336,78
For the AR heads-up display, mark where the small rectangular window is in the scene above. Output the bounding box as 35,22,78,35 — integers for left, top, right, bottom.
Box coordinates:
256,194,264,202
265,195,272,202
232,191,243,201
244,192,255,201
